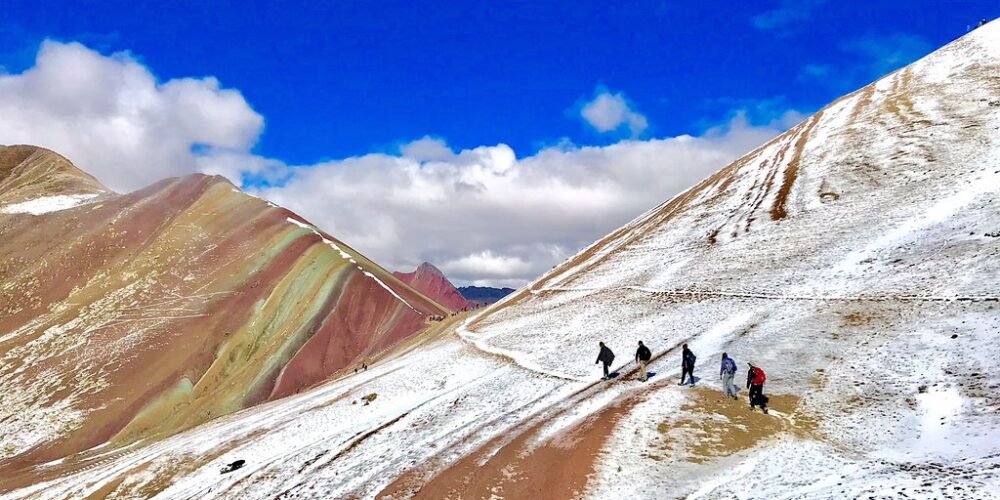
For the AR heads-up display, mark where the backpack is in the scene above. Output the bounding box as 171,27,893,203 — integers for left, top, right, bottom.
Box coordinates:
684,350,696,367
753,368,767,385
723,358,736,374
638,346,651,361
600,347,615,364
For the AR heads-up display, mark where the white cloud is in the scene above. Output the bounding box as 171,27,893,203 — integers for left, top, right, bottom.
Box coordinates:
399,136,454,162
580,90,648,136
441,251,534,280
252,112,788,286
0,40,262,192
1,40,796,287
752,0,827,31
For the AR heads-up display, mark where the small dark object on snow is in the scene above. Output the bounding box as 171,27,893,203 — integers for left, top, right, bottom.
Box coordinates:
951,334,958,339
221,459,246,474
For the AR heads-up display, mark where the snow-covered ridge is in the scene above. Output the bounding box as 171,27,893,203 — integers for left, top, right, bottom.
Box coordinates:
285,217,416,310
0,193,100,215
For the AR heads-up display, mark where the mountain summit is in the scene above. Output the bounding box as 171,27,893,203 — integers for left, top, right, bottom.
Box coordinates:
0,145,107,208
393,262,473,311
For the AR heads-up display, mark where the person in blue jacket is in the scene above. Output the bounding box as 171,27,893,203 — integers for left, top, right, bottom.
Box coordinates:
720,352,738,399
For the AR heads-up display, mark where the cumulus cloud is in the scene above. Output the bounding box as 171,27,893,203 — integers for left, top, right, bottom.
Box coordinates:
580,89,648,136
2,40,796,287
0,40,263,192
251,112,788,286
399,136,454,162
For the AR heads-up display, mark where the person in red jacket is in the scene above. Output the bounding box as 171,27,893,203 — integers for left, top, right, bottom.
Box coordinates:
746,362,768,414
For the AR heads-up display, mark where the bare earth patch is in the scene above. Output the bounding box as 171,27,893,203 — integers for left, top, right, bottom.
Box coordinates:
653,388,819,464
379,398,637,499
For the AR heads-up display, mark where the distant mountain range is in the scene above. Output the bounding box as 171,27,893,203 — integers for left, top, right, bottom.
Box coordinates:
458,285,515,305
392,263,515,309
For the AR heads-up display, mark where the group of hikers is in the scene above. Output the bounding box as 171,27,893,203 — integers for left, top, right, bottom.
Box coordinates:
596,341,769,413
428,304,489,322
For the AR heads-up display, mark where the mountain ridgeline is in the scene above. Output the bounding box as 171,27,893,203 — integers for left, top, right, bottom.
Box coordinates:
0,146,448,482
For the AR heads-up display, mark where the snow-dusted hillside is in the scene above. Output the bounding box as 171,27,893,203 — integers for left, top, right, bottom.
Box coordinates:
3,21,1000,500
0,145,450,491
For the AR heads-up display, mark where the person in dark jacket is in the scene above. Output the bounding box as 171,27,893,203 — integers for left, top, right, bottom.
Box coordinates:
635,341,652,382
596,342,615,380
680,344,696,385
747,362,768,413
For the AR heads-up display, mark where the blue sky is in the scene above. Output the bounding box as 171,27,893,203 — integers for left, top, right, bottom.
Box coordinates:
2,1,992,164
0,1,996,285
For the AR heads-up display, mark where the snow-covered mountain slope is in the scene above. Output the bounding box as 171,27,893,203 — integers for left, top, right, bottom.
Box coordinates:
461,20,1000,496
4,22,1000,500
469,19,1000,380
0,146,448,487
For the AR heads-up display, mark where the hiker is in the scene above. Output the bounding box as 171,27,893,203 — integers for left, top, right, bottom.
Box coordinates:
680,344,696,385
635,341,652,382
720,353,739,399
596,342,615,380
979,18,988,28
747,362,768,413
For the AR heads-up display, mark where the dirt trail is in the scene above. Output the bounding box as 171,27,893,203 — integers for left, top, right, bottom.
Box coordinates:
379,396,637,499
535,285,1000,303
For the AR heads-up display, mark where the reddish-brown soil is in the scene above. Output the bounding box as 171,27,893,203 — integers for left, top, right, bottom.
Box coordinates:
379,397,637,500
393,262,473,312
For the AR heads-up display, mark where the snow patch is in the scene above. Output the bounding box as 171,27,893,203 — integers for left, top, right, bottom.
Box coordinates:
362,271,416,312
0,194,99,215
